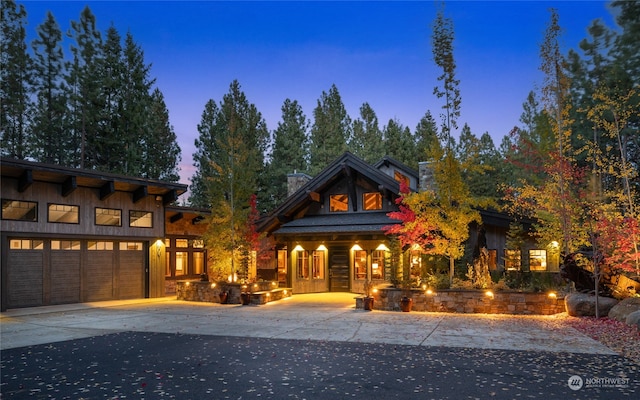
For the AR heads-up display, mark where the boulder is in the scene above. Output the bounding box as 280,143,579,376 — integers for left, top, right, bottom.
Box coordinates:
565,293,618,317
625,310,640,329
608,297,640,322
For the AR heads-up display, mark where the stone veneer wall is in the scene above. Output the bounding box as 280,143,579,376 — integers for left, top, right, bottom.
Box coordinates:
176,281,243,304
361,288,565,315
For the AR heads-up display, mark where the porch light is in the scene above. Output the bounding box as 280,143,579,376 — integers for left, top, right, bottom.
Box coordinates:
351,244,363,251
317,244,327,251
293,245,304,251
485,290,494,299
376,244,389,251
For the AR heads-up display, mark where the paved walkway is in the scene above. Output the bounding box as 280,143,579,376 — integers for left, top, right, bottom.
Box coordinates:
0,293,615,354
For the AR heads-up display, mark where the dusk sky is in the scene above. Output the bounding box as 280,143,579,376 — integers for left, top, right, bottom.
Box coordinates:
22,1,616,187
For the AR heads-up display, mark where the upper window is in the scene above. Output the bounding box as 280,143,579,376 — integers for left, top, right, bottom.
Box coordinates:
529,249,547,271
95,207,122,226
394,171,410,186
330,194,348,212
129,210,153,228
48,203,79,224
2,199,37,221
363,193,382,211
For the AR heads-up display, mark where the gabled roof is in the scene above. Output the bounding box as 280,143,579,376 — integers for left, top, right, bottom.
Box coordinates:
373,155,419,179
1,157,187,204
258,152,401,235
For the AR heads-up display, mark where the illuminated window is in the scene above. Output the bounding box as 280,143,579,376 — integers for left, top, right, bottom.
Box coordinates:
51,240,80,250
95,208,121,226
505,250,521,271
363,193,382,211
488,249,497,271
88,241,114,251
330,194,348,212
394,171,409,186
175,239,189,248
312,250,325,279
2,199,37,221
278,249,288,285
193,252,204,274
129,210,152,228
120,242,143,251
48,204,79,224
354,250,367,280
297,250,309,279
529,249,547,271
372,250,385,279
176,252,188,275
165,252,171,276
10,239,43,250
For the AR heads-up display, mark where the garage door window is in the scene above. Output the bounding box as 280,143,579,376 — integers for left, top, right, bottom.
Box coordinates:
88,241,114,250
9,239,43,249
51,240,80,250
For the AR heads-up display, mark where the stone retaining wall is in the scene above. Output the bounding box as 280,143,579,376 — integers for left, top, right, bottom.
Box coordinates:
176,281,242,304
359,288,565,315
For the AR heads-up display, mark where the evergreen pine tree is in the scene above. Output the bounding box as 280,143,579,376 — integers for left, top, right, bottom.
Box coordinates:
144,88,181,182
349,102,383,164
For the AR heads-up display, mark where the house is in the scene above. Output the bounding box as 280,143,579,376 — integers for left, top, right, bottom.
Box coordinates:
257,152,559,295
0,157,191,311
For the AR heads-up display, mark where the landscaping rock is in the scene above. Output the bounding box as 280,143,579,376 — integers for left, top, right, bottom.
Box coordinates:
625,310,640,329
608,297,640,322
564,293,618,317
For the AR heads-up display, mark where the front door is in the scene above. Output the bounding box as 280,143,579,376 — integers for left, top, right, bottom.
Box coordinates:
329,248,349,292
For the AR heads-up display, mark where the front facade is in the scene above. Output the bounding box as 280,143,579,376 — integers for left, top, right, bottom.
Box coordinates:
0,158,187,311
258,152,559,295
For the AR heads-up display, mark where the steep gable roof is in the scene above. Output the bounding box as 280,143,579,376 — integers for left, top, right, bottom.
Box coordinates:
258,152,401,235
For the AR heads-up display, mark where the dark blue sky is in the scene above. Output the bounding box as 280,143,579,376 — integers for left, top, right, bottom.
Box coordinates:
23,1,616,185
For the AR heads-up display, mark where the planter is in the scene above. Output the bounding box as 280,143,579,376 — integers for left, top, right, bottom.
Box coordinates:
219,291,229,304
240,293,251,305
400,296,413,312
363,296,374,311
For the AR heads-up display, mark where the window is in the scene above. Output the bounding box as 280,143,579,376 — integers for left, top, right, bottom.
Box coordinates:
120,242,143,251
48,204,79,224
354,250,367,280
394,171,409,186
488,249,497,271
278,249,288,284
130,210,152,227
2,199,37,221
297,250,309,279
176,252,188,275
51,240,80,250
330,194,348,212
505,249,521,271
312,250,325,279
95,208,121,226
175,239,189,248
372,250,385,279
193,252,204,275
529,249,547,271
363,193,382,211
88,241,113,250
10,239,43,250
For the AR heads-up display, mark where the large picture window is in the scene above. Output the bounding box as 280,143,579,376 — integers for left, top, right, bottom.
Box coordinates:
529,249,547,271
130,210,153,227
363,193,382,211
95,207,122,226
312,250,325,279
297,250,309,279
330,194,348,212
48,203,79,224
2,199,37,221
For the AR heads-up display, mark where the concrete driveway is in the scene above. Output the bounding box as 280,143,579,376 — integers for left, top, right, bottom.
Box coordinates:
0,292,615,356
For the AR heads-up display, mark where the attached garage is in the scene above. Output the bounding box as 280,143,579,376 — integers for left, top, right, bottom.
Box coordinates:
1,157,187,311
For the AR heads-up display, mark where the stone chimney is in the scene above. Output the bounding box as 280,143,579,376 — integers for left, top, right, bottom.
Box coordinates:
418,161,436,192
287,171,313,197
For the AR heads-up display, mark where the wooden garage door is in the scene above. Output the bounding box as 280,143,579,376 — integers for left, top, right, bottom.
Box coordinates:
50,240,81,304
85,241,115,302
119,242,145,299
7,240,44,308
